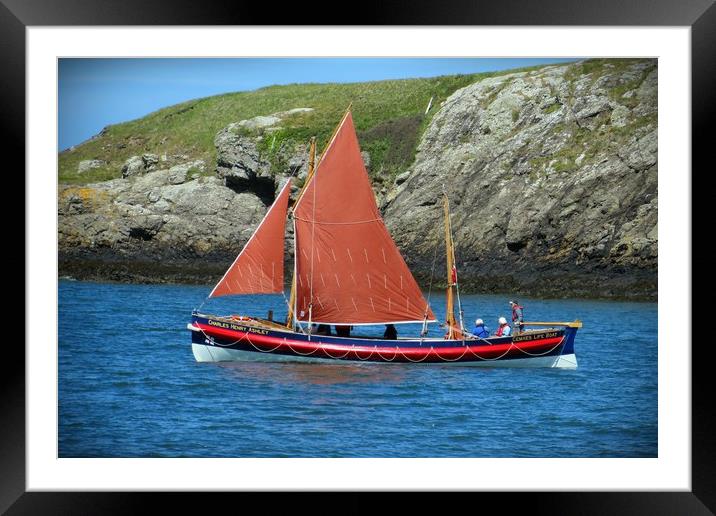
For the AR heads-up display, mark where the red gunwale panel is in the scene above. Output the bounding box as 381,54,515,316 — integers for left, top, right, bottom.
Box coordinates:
194,322,563,360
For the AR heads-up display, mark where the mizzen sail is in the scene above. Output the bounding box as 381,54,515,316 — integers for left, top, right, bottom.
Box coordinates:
209,179,291,298
292,112,435,325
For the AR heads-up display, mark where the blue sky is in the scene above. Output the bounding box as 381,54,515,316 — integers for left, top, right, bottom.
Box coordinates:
58,57,578,151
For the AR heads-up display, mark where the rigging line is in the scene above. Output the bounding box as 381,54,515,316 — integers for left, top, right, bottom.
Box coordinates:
307,154,318,341
421,241,440,338
280,289,295,320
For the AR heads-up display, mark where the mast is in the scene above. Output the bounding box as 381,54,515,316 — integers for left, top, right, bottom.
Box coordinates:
286,136,316,327
443,193,461,339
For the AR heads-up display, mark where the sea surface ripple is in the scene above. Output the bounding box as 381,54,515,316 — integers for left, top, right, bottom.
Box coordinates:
58,280,657,458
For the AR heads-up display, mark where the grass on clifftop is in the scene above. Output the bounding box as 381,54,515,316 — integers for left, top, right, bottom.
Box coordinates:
59,63,563,185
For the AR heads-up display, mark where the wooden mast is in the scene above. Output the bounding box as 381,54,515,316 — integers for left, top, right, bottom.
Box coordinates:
443,193,460,339
286,136,316,327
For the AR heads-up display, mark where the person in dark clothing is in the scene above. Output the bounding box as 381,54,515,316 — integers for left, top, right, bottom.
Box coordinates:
335,325,352,337
510,300,524,335
315,324,331,336
472,318,490,338
383,324,398,340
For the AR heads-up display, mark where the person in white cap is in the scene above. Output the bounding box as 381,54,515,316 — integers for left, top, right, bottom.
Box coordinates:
495,316,512,337
473,318,489,338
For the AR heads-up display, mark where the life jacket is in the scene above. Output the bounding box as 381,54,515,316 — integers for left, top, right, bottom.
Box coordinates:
474,324,489,338
496,323,511,337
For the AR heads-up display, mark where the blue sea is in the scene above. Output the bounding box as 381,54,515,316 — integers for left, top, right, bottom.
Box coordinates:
58,280,657,458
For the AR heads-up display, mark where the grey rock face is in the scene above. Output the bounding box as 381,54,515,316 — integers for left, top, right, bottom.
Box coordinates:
142,153,159,171
121,154,161,178
214,111,316,202
361,151,371,171
394,170,411,185
215,124,272,186
59,170,269,275
383,59,657,298
121,156,145,178
77,159,105,174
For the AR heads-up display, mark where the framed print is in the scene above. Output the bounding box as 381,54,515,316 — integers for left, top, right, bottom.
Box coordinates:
6,0,713,513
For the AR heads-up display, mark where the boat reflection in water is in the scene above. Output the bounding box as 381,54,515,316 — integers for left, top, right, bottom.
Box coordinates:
217,361,409,386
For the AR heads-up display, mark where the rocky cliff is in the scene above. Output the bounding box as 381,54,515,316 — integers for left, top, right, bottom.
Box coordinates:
382,59,657,299
58,59,657,299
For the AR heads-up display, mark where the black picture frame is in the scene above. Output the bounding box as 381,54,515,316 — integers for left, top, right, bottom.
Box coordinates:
5,0,712,513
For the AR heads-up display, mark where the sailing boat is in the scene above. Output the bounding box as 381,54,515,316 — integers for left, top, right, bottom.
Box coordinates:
188,109,581,367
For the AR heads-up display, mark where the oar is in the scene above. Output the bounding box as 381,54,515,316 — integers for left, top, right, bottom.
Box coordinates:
521,320,583,328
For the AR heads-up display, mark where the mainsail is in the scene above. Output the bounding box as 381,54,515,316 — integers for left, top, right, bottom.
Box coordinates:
209,179,292,298
292,112,435,325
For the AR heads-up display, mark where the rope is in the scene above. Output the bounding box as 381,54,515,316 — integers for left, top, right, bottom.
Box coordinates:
281,289,308,334
395,346,433,363
285,338,322,357
354,347,378,361
374,347,399,362
322,345,353,360
464,341,516,361
432,345,470,362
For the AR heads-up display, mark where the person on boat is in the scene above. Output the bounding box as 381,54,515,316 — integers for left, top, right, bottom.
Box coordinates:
495,317,512,337
472,318,490,338
314,324,331,336
383,324,398,340
509,300,524,335
335,325,352,337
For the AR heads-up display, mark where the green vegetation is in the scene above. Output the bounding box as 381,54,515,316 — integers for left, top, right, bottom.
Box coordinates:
607,66,654,108
59,62,566,184
60,164,120,185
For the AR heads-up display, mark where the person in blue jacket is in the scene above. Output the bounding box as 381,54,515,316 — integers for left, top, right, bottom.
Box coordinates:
473,318,490,338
